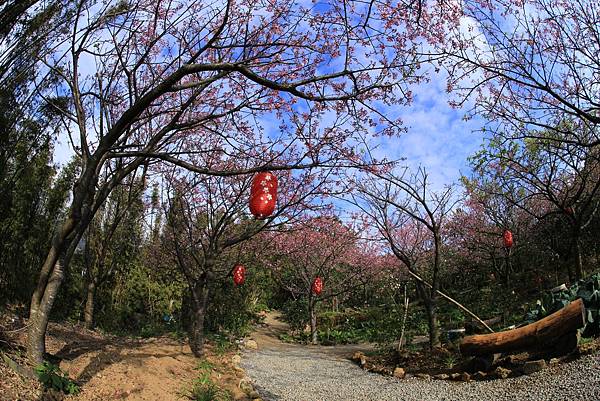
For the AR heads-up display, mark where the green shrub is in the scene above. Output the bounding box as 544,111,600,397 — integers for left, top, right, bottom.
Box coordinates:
280,298,309,332
309,306,429,346
34,362,80,395
525,272,600,337
205,333,235,355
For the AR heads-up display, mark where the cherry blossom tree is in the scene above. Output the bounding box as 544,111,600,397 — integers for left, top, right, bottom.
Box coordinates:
161,145,345,355
444,0,600,149
25,0,453,363
467,132,600,280
349,167,457,348
268,216,372,344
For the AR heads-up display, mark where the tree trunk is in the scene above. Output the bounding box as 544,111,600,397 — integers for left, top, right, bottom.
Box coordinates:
189,282,210,357
425,299,440,348
27,260,65,364
429,233,442,348
397,284,409,352
574,235,584,280
84,279,97,330
504,249,512,289
309,296,317,345
460,298,585,356
565,257,574,282
416,281,440,349
27,213,87,364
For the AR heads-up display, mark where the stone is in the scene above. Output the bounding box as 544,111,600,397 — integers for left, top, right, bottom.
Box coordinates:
473,371,487,380
393,367,406,379
470,353,499,372
239,377,254,393
414,373,430,380
246,339,258,350
459,372,471,382
231,354,242,365
433,373,449,380
360,355,367,367
493,366,511,379
549,358,560,366
449,373,460,380
522,359,547,375
352,351,367,367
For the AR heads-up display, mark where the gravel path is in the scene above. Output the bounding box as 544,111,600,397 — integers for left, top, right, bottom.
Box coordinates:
242,313,600,401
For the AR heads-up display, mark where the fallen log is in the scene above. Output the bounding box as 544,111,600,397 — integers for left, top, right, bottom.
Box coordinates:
460,298,585,356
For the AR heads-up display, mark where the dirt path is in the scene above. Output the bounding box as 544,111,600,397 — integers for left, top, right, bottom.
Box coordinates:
250,310,374,360
44,326,199,401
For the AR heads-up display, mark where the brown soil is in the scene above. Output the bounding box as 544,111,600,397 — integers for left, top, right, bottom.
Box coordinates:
1,318,251,401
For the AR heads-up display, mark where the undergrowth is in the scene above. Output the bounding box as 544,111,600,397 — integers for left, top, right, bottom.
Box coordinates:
34,361,80,395
186,359,232,401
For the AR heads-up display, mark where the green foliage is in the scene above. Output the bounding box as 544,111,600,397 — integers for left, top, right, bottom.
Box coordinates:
34,362,80,395
280,298,309,332
204,264,267,339
444,354,458,369
318,328,366,345
95,258,185,336
280,306,429,346
206,333,235,356
525,272,600,337
187,359,232,401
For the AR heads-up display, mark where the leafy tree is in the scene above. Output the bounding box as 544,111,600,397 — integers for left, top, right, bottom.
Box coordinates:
81,168,146,329
0,0,75,308
467,132,600,280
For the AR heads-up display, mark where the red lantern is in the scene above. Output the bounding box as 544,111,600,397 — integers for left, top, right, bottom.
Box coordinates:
251,172,278,193
233,264,245,286
250,171,277,219
249,192,276,219
503,229,513,248
312,277,323,296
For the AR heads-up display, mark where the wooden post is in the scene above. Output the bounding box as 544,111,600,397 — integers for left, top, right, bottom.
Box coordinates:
460,298,586,356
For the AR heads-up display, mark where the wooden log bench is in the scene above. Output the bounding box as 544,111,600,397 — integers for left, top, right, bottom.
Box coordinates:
460,298,586,356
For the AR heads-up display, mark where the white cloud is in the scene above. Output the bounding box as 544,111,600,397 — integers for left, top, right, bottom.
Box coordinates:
372,68,484,190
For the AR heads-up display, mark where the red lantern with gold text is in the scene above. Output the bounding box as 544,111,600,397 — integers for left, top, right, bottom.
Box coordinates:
249,171,278,219
311,277,323,296
233,264,246,286
503,229,513,248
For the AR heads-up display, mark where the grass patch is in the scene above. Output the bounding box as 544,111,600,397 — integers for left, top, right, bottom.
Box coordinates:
185,358,233,401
